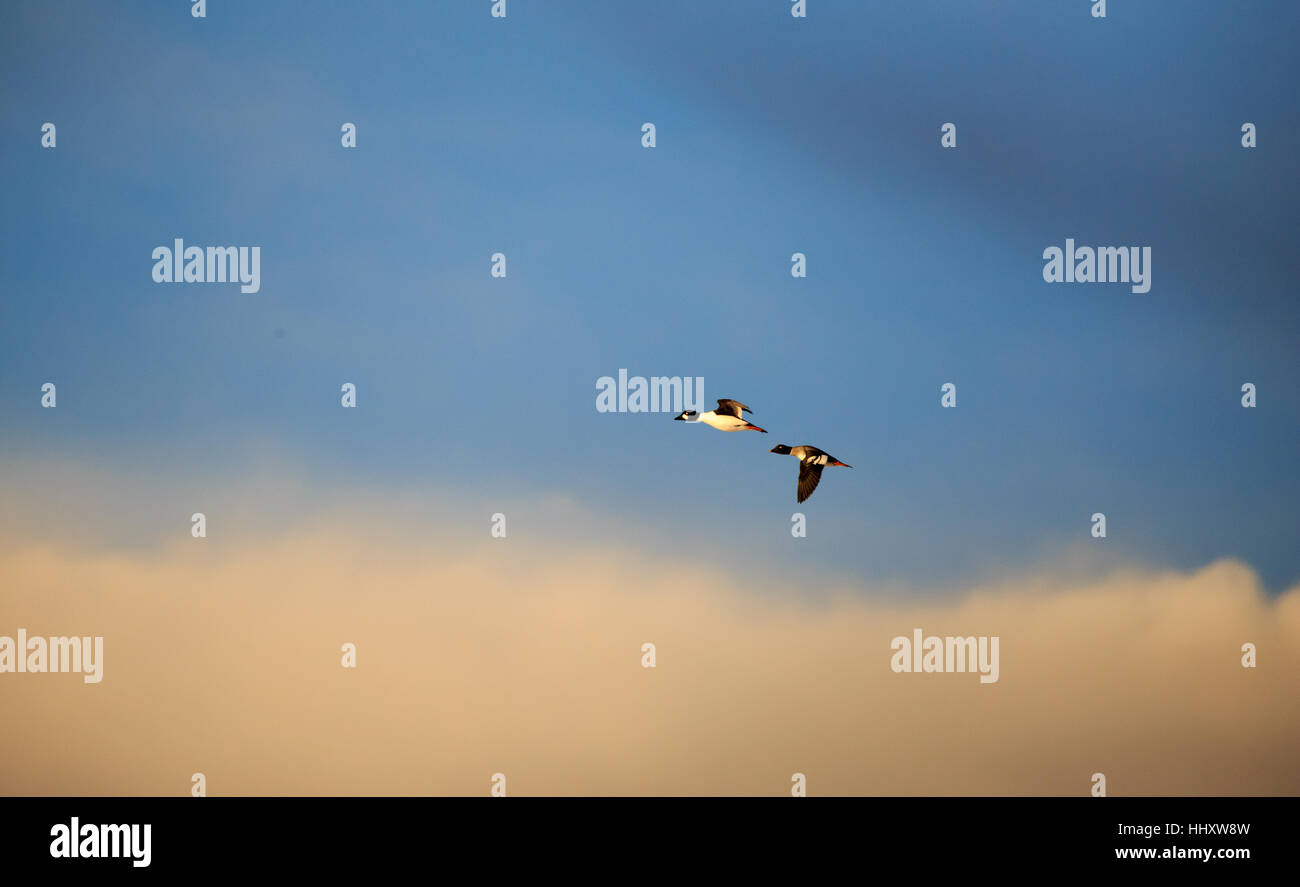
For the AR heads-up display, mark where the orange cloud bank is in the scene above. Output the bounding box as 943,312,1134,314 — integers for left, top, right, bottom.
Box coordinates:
1,510,1297,795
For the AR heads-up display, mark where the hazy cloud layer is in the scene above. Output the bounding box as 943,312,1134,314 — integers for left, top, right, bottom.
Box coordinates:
2,487,1296,795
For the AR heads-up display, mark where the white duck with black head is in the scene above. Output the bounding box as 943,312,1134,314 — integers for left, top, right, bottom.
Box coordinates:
674,399,767,433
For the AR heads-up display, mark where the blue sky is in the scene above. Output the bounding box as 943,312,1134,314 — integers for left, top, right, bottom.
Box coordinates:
2,1,1297,591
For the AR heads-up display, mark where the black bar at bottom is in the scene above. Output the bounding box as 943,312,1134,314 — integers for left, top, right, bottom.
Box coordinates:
0,797,1285,874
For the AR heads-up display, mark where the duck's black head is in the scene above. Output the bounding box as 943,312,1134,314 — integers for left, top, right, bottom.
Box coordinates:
769,444,792,455
673,410,697,421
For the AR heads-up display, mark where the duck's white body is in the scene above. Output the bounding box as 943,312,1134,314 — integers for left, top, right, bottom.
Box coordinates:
790,445,829,465
697,410,750,431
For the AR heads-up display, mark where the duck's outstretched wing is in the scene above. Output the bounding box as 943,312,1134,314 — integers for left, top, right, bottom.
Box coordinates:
797,461,824,503
715,398,751,418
